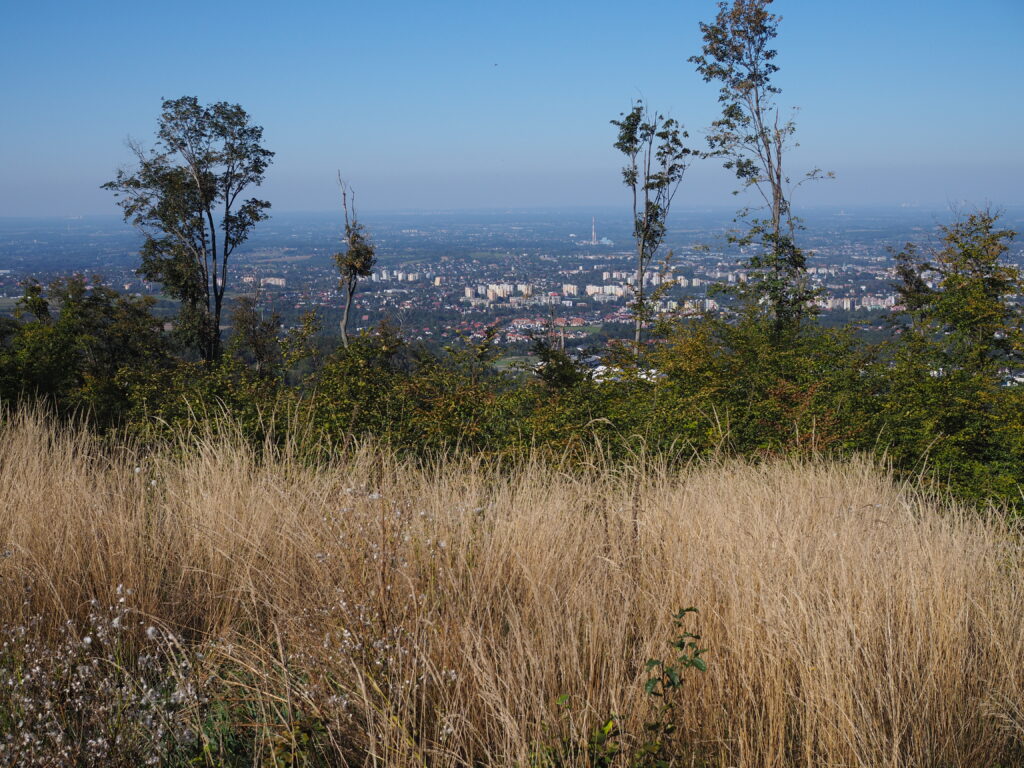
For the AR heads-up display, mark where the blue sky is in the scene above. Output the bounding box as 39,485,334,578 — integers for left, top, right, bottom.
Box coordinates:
1,0,1021,216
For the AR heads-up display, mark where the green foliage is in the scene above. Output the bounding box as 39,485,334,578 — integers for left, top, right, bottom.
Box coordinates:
653,312,874,456
4,211,1024,509
633,608,707,768
118,356,301,446
894,211,1021,373
531,337,590,391
229,295,284,378
334,177,377,349
16,279,51,322
690,0,785,183
531,609,707,768
310,324,527,455
875,212,1024,502
611,102,693,356
104,96,273,361
1,89,1021,509
529,699,622,768
307,323,409,446
0,275,168,426
691,0,830,336
228,298,321,385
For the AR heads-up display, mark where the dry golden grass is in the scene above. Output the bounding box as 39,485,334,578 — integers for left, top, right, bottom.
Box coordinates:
1,409,1022,766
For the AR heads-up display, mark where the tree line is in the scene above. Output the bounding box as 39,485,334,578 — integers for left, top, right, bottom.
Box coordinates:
1,0,1021,507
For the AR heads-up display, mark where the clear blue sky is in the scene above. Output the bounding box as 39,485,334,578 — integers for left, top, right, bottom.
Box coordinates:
1,0,1021,216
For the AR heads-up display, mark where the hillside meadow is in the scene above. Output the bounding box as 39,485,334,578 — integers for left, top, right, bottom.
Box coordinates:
0,410,1021,766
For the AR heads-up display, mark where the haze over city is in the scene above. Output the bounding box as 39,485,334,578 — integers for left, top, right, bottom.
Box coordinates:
2,0,1022,217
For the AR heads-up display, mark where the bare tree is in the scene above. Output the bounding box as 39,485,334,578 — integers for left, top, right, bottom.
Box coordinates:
333,173,376,349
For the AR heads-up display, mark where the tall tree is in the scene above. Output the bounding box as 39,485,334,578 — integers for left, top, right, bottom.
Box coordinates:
611,102,692,357
104,97,274,361
690,0,828,335
333,174,376,349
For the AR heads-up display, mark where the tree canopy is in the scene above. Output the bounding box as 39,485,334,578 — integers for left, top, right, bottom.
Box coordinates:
104,97,273,361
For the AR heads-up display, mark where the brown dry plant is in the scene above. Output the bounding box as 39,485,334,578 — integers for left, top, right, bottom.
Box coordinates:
0,408,1021,767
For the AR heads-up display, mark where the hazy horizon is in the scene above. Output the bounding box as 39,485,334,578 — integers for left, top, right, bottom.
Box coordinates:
3,0,1022,217
7,201,1023,222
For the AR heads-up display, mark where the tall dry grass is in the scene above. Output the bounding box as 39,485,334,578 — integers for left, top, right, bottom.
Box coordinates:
0,408,1022,766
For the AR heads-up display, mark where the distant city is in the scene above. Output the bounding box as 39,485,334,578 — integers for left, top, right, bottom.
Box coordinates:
2,206,1022,350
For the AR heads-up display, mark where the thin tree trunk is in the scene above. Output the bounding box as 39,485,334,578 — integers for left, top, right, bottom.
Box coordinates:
340,283,352,349
634,266,643,356
212,289,223,361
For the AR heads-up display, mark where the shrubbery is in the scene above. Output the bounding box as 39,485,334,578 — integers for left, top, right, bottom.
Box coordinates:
1,212,1021,507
